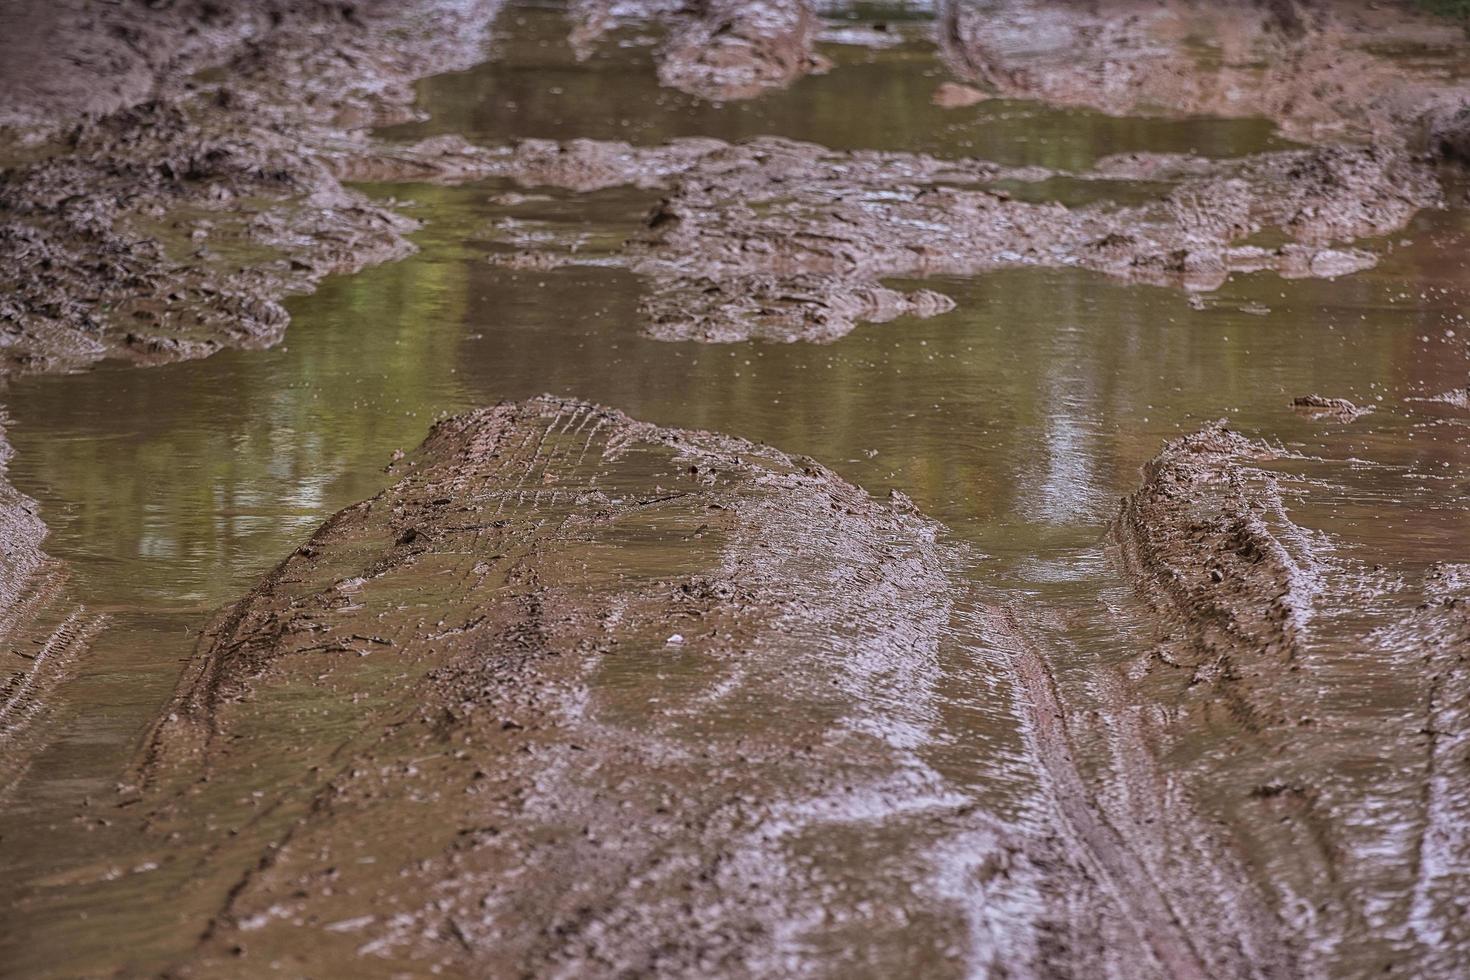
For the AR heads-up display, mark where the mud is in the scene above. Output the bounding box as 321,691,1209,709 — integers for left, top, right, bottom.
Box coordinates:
1292,393,1373,420
132,395,1047,976
569,0,825,101
1092,423,1470,974
0,0,506,375
457,133,1431,342
0,423,104,800
939,0,1470,152
369,131,1439,343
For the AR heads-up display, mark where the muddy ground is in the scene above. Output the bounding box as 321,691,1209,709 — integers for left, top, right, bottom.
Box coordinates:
2,0,1470,976
84,403,1470,978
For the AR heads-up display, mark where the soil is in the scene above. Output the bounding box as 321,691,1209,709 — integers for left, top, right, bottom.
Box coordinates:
135,395,1018,977
938,0,1470,152
570,0,827,101
2,1,1470,976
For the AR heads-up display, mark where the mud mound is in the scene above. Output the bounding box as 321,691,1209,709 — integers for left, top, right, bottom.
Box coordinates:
570,0,824,101
1112,423,1317,730
1098,423,1470,974
136,397,1061,976
939,0,1470,152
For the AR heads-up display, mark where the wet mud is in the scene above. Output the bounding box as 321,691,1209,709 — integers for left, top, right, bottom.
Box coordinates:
1094,424,1470,974
135,396,1011,976
0,419,104,800
2,0,1470,976
428,133,1439,342
938,0,1470,151
570,0,826,101
0,0,507,375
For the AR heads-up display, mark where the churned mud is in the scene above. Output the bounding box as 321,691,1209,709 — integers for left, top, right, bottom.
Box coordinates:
569,0,826,101
938,0,1470,152
0,0,507,375
2,1,1470,976
134,396,1030,976
391,131,1438,342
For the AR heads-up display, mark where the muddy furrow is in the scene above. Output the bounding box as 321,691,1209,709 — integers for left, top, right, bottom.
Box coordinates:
983,605,1295,979
1399,564,1470,976
1095,423,1470,974
131,396,1063,977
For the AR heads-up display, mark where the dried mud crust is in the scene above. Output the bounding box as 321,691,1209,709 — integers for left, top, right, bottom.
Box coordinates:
938,0,1470,152
135,396,1086,977
0,0,506,374
569,0,826,101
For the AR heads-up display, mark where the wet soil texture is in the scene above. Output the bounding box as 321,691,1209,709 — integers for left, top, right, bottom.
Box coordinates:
2,0,1470,978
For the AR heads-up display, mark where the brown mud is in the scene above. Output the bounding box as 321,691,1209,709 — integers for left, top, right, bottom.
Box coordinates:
0,417,105,801
350,130,1441,342
570,0,826,101
0,0,510,376
1098,424,1470,974
1,0,1469,976
938,0,1470,152
131,395,1058,977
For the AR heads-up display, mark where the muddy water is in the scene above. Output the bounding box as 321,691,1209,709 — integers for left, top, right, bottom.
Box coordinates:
2,2,1469,976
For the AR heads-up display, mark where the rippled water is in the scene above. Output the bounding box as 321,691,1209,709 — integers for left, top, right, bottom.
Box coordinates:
2,2,1469,975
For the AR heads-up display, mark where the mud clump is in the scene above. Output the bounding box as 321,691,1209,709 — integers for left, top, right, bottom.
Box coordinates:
0,0,506,374
137,396,1061,976
939,0,1470,153
932,82,989,108
642,273,957,344
1292,393,1373,420
570,0,826,101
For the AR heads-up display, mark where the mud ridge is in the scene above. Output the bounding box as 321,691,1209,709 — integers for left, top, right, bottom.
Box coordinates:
938,0,1470,153
389,132,1437,343
1111,423,1319,732
131,396,1069,976
0,423,104,800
